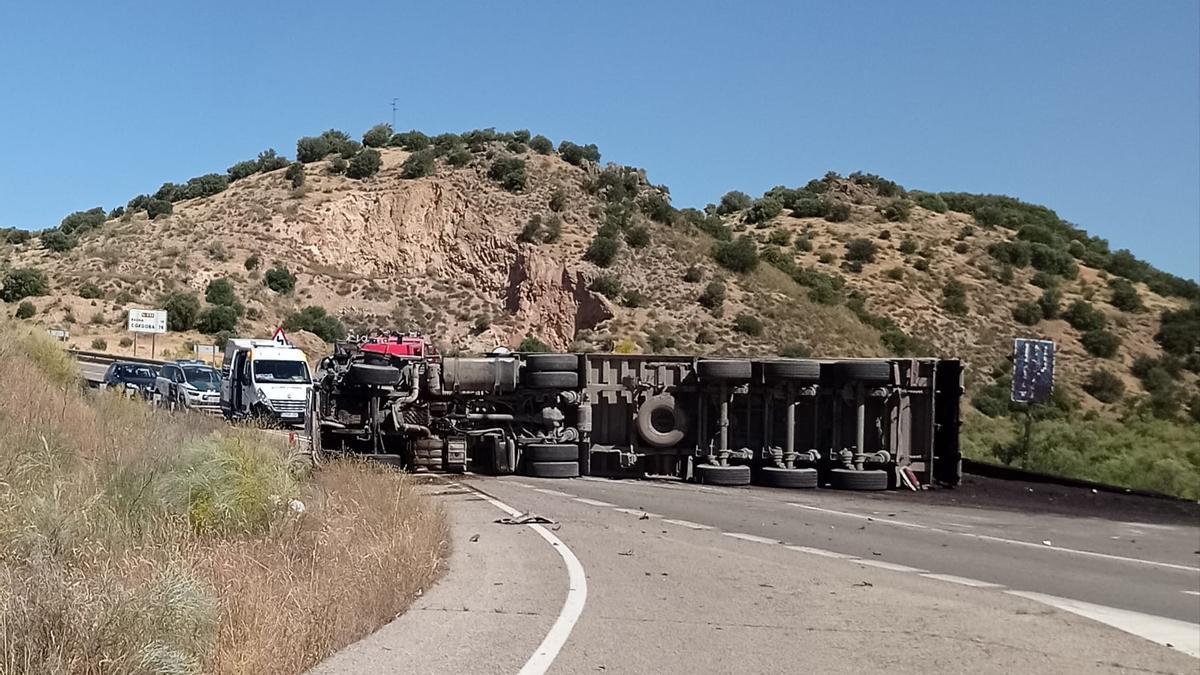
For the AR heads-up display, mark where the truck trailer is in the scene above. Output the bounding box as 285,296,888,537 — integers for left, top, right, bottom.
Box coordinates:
307,336,962,490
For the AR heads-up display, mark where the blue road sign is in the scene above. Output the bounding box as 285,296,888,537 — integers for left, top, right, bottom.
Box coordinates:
1011,338,1056,404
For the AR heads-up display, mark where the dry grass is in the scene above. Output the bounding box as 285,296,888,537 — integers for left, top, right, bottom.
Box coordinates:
0,325,447,674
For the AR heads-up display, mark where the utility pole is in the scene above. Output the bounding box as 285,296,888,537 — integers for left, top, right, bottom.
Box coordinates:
391,98,398,128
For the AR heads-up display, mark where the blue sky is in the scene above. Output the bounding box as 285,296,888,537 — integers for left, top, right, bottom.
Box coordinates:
1,1,1197,278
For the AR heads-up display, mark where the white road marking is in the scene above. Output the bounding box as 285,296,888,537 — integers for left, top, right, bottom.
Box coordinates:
662,518,713,530
854,559,927,573
920,573,1004,588
465,486,588,675
1182,590,1200,597
1006,590,1200,658
613,508,660,518
533,488,574,498
784,545,857,559
572,497,615,507
723,532,779,545
788,503,930,529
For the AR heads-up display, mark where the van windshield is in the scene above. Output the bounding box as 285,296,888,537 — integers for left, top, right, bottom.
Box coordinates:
254,360,310,384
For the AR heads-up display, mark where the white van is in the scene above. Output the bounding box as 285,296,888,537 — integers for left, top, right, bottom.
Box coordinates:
221,339,311,426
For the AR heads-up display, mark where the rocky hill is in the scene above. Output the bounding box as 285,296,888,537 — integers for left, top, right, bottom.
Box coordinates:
2,125,1198,495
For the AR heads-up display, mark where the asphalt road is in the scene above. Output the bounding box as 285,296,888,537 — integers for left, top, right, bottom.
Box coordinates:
313,476,1200,674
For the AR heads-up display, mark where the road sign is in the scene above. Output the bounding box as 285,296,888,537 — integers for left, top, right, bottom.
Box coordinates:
127,308,167,334
272,327,290,346
1011,338,1055,404
47,329,69,341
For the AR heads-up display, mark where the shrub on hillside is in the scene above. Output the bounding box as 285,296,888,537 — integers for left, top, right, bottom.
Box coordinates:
824,201,851,223
244,253,261,271
942,280,968,315
621,290,646,308
844,238,878,263
401,149,436,178
529,135,553,154
879,199,912,222
346,148,383,179
488,157,527,192
683,265,703,283
625,225,650,248
518,214,562,244
196,305,240,335
264,266,297,294
768,229,791,246
733,314,764,336
1,269,49,302
1038,286,1062,319
286,162,305,188
78,281,102,299
59,207,106,235
790,198,827,219
161,291,200,331
1030,271,1059,289
987,241,1032,267
328,156,348,174
1029,243,1077,278
389,130,430,151
296,134,335,163
15,301,35,319
518,335,552,353
256,149,290,172
447,146,473,167
228,158,261,181
1155,304,1200,357
558,141,601,166
898,237,918,255
639,193,675,224
1083,369,1125,403
716,191,753,215
588,274,622,299
205,278,238,306
744,197,783,224
1012,301,1043,325
362,123,393,148
181,174,229,200
145,199,173,220
912,258,930,272
283,306,347,342
584,235,620,267
0,228,31,244
699,280,726,310
712,235,759,273
1107,278,1143,312
1080,329,1121,358
40,229,75,252
154,182,183,202
912,192,948,213
953,241,970,254
1064,300,1106,331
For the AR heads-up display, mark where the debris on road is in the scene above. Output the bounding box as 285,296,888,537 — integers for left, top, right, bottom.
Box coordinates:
495,512,556,525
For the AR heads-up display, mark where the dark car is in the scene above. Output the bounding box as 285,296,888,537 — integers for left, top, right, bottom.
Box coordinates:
102,362,161,398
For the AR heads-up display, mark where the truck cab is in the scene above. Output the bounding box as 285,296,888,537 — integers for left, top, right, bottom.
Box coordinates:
221,339,312,426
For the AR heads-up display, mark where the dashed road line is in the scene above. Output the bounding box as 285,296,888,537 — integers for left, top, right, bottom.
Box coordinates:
788,503,932,530
854,559,927,574
572,497,615,507
613,507,660,518
533,488,575,498
723,532,779,545
920,573,1004,588
1182,590,1200,597
662,518,713,530
784,545,857,559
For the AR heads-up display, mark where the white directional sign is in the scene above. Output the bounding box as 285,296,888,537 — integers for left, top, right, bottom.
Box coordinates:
127,308,167,334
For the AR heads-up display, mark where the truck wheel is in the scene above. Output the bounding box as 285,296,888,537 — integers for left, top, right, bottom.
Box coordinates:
524,354,579,372
826,361,892,383
527,461,580,478
636,394,687,448
761,359,821,382
757,466,818,489
696,463,751,486
829,468,889,491
697,359,752,381
346,363,401,387
526,443,579,462
525,371,579,389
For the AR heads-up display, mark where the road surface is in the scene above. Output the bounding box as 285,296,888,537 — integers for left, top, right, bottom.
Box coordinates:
312,475,1200,674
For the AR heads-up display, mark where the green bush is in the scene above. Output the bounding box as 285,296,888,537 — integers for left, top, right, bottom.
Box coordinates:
1155,304,1200,356
41,229,76,252
90,338,107,351
1080,329,1120,358
431,133,463,155
196,305,240,335
145,199,173,219
1,269,49,302
790,198,827,218
1029,243,1077,278
744,197,783,224
558,141,600,166
328,156,348,174
15,301,36,319
59,207,106,235
518,335,552,352
154,182,183,202
953,241,970,254
716,191,753,215
401,149,436,178
77,281,102,299
824,201,851,222
712,235,759,273
1107,278,1143,312
699,280,726,310
584,235,621,267
1030,271,1059,288
285,162,305,188
529,135,553,154
362,123,393,148
794,234,813,252
588,274,622,299
488,157,527,192
181,173,229,200
256,149,289,172
518,214,562,244
228,159,260,181
818,252,836,264
1064,300,1106,331
264,266,296,294
639,193,675,224
885,267,904,281
447,146,473,167
625,225,650,248
942,280,968,315
1083,369,1125,403
244,253,260,271
205,278,238,306
898,237,918,255
987,240,1032,267
683,265,703,283
389,130,430,151
912,192,948,213
346,148,382,179
0,227,31,244
161,291,201,331
1038,286,1062,319
283,306,346,342
794,267,845,305
621,290,647,308
780,343,811,358
844,238,878,263
767,229,791,247
848,171,904,197
548,187,568,212
912,258,930,272
733,314,764,336
1012,301,1043,325
879,199,912,222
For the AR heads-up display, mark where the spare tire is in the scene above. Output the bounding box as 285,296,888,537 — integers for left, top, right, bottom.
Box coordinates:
636,394,688,448
757,466,818,489
697,359,752,381
761,359,821,382
696,463,751,486
827,360,892,383
524,353,580,372
527,461,580,478
525,371,579,389
829,468,889,491
526,443,579,462
345,363,401,387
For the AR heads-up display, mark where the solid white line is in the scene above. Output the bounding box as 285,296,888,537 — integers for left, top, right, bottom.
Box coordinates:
920,573,1004,589
723,532,779,545
1182,590,1200,597
854,559,927,574
662,518,713,530
1006,590,1200,658
613,508,659,518
467,487,588,675
572,497,615,507
784,545,857,559
533,488,574,498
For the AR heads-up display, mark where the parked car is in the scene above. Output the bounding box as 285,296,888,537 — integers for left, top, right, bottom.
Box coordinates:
153,360,223,414
101,362,160,399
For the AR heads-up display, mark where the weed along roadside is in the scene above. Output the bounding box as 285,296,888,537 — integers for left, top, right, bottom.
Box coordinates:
0,324,448,675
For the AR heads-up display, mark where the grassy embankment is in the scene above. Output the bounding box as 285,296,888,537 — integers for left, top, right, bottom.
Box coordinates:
0,326,447,674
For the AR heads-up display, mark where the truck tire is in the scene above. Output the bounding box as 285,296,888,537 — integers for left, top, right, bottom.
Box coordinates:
697,359,752,381
696,463,751,486
525,371,579,389
761,359,821,382
524,354,580,372
527,461,580,478
526,443,579,462
636,394,687,448
757,466,818,489
829,468,889,491
346,363,401,387
827,360,892,383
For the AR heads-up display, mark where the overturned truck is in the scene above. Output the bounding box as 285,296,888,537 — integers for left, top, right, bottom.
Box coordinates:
308,336,962,490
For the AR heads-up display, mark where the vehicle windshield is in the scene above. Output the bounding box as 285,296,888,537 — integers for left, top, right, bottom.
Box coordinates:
254,359,311,384
182,366,221,390
116,365,158,380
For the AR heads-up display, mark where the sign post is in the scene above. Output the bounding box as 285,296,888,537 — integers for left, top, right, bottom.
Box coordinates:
127,308,168,358
1010,338,1056,465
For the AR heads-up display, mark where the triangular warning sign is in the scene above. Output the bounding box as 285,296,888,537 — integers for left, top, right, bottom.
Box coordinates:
272,327,290,346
